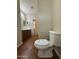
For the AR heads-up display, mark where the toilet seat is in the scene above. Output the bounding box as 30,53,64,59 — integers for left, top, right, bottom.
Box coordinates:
34,39,49,49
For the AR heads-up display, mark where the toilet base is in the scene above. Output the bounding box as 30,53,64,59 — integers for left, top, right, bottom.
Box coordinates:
38,47,53,58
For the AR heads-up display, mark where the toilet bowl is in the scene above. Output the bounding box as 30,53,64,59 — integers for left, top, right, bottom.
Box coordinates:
34,39,49,49
34,31,59,58
34,39,53,58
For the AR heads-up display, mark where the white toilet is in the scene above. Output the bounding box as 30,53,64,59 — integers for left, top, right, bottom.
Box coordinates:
34,31,58,58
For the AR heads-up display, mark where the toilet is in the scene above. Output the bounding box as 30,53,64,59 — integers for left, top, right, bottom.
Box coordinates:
34,31,58,58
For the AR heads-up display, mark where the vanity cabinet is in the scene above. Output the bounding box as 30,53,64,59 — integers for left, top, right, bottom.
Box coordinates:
22,30,31,42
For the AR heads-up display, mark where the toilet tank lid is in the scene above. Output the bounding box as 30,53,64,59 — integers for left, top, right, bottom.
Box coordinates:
35,39,49,45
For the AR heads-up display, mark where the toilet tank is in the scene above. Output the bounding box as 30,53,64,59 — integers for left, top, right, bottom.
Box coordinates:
49,31,61,47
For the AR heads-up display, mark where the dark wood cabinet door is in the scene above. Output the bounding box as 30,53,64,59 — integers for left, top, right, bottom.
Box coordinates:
22,30,31,42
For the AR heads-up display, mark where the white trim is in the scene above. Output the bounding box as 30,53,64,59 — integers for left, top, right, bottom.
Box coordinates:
17,42,23,48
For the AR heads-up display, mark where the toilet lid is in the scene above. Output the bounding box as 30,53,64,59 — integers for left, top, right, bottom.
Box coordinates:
35,39,49,45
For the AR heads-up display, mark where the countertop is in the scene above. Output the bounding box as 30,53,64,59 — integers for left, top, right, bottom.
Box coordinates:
21,26,33,30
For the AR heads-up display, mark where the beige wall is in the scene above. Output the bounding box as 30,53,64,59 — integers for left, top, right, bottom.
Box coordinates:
38,0,61,39
38,0,52,39
51,0,61,47
17,0,22,47
51,0,61,32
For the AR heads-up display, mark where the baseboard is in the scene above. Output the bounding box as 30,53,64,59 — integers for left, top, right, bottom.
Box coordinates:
17,42,23,48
